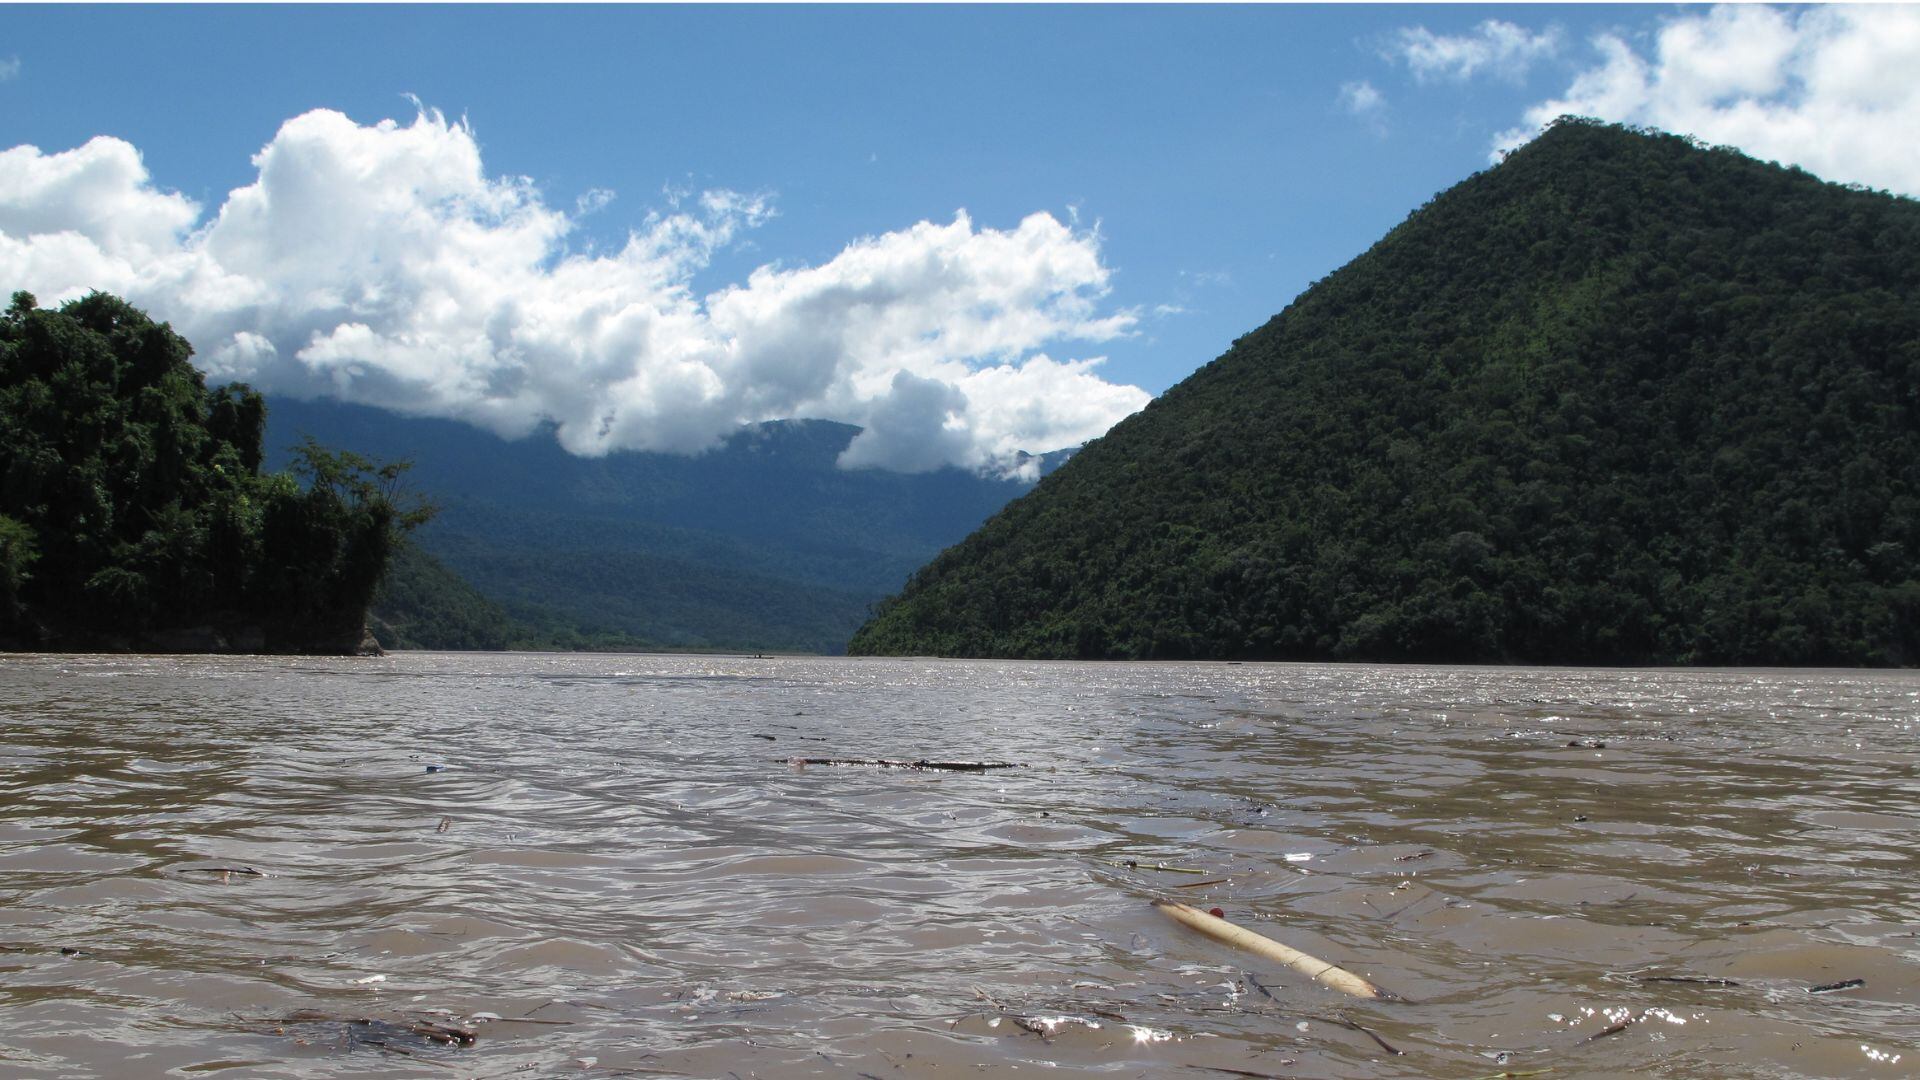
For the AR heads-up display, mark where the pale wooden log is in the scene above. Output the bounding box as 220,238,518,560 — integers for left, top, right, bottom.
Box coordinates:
1152,900,1398,1001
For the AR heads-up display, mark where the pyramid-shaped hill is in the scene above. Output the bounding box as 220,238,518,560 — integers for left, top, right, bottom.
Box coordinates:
849,118,1920,666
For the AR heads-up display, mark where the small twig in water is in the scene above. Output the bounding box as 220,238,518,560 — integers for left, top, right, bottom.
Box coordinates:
1309,1013,1403,1055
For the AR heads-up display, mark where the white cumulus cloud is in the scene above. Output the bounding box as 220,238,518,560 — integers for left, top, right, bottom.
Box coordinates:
0,106,1148,474
1390,20,1561,83
1339,80,1387,117
1494,5,1920,196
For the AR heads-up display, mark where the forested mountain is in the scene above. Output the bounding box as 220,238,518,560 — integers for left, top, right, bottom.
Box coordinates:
265,399,1063,653
851,119,1920,666
0,292,423,653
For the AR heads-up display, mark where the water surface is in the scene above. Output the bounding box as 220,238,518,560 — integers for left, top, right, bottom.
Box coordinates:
2,653,1916,1077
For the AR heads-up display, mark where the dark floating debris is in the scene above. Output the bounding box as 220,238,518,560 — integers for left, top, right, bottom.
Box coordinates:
1808,978,1865,994
1310,1013,1403,1056
751,733,778,741
1635,975,1740,986
177,866,266,877
407,1019,478,1046
1580,1010,1644,1043
238,1009,480,1057
785,758,1021,771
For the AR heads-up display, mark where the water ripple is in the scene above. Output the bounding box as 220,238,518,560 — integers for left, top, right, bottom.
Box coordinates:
2,653,1917,1077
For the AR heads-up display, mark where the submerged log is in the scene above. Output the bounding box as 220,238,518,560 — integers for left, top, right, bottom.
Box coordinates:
1153,900,1398,1001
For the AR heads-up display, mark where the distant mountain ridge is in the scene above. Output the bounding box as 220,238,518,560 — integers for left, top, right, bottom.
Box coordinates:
265,398,1063,652
851,119,1920,665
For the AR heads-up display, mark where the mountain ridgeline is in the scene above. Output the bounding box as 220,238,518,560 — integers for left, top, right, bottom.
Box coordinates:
264,399,1063,653
851,119,1920,666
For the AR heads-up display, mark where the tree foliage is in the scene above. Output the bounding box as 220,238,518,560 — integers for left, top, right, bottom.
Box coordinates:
851,119,1920,666
0,290,427,652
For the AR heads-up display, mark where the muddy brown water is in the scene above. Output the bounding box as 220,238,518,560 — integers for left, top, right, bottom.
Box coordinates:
1,653,1916,1078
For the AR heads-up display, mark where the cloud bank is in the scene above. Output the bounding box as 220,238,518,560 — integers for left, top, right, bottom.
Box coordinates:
1390,20,1561,84
1496,5,1920,196
0,107,1149,474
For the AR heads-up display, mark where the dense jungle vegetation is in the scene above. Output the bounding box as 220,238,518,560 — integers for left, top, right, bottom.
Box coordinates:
0,291,426,653
851,119,1920,665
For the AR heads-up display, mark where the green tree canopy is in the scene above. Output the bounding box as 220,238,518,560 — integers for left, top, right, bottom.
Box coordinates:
852,120,1920,666
0,290,428,652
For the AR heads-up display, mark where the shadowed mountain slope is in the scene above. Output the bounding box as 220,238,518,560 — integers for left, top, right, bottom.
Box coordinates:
266,399,1059,652
850,119,1920,665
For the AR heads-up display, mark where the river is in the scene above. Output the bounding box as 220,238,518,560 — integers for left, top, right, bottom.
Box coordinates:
1,652,1916,1078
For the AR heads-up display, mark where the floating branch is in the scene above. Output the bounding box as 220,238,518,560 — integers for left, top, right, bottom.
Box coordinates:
1808,978,1865,994
785,758,1021,771
1115,860,1211,875
1634,975,1740,987
1153,901,1399,1001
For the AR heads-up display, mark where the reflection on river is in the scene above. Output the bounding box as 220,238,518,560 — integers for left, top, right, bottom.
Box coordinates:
1,653,1917,1077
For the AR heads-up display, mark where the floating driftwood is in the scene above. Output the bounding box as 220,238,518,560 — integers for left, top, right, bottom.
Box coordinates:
785,758,1020,771
1808,977,1865,994
1153,900,1398,1001
1634,975,1740,987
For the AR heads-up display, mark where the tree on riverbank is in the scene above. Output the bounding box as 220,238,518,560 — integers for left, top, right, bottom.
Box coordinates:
0,290,429,652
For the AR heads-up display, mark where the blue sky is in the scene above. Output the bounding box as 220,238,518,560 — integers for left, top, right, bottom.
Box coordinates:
5,5,1918,472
